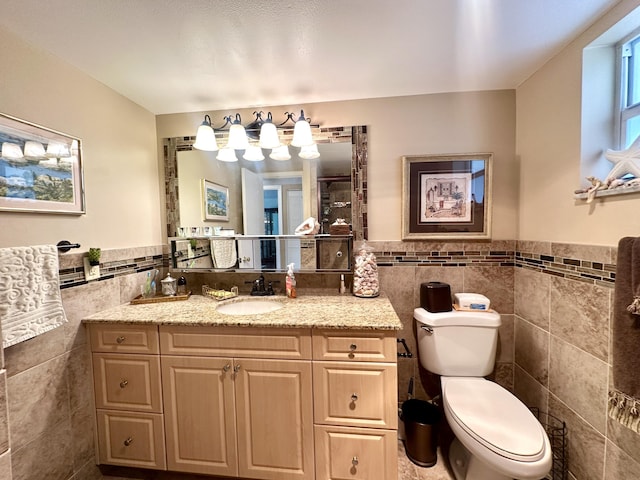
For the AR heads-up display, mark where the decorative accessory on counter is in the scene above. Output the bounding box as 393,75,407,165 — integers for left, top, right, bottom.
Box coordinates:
202,285,239,301
130,290,191,305
353,240,379,297
177,276,187,295
627,295,640,315
294,217,320,236
141,269,159,298
286,263,297,298
161,273,177,296
329,218,351,236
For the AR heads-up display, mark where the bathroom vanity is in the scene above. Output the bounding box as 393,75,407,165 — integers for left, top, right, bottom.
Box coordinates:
84,294,401,480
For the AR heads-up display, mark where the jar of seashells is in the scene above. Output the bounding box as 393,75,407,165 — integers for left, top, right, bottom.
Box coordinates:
353,240,380,297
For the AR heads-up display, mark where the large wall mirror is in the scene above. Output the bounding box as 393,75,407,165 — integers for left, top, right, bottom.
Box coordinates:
163,125,368,272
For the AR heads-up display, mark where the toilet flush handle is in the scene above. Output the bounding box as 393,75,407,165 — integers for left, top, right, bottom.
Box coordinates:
420,325,434,335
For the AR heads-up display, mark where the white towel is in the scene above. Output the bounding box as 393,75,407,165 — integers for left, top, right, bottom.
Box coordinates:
210,239,237,269
0,245,68,348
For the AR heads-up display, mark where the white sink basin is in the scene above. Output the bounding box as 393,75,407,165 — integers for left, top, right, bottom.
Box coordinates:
216,298,284,316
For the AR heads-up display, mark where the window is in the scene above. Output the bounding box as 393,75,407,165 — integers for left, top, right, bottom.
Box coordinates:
618,31,640,148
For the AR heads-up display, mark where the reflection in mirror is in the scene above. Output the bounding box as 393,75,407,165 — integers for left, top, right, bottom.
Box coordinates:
163,126,368,272
170,236,352,272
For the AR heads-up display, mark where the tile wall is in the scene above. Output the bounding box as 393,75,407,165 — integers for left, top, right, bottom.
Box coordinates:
0,240,638,480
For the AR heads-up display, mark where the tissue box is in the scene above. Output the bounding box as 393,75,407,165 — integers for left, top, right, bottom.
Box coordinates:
454,293,490,311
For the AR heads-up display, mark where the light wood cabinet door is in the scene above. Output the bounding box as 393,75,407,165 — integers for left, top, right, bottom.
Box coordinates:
235,358,314,480
93,353,162,413
96,410,166,470
314,425,398,480
161,355,238,477
313,361,398,429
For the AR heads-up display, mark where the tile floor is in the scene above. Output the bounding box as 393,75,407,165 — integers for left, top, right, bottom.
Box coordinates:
398,440,454,480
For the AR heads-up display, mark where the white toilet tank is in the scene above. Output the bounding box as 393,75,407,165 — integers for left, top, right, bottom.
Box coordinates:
414,307,501,377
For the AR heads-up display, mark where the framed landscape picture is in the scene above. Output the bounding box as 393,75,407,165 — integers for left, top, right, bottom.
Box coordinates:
402,153,492,240
0,113,85,214
202,179,229,221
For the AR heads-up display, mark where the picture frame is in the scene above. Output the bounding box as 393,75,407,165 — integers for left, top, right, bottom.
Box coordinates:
202,179,229,221
0,112,85,214
402,153,492,240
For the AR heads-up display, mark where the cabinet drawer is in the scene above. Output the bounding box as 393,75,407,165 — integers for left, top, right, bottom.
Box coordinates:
160,326,312,359
96,410,166,470
313,362,397,429
314,425,397,480
312,329,397,362
89,324,159,354
93,353,162,413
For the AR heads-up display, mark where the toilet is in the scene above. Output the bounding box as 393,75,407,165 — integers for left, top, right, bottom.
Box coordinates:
414,307,552,480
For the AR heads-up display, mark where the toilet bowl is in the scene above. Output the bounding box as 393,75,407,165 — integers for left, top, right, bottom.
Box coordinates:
414,306,552,480
441,377,551,480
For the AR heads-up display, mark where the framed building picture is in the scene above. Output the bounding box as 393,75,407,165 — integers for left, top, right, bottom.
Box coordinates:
402,153,492,240
0,113,85,214
202,179,229,221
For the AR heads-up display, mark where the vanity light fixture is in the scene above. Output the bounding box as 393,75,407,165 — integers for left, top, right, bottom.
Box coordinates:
193,114,219,151
216,147,238,162
193,109,318,161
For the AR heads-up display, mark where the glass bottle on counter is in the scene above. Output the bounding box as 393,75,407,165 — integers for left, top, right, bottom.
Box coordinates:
353,240,379,297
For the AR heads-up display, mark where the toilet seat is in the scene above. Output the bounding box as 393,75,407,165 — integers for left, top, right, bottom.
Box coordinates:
442,377,546,462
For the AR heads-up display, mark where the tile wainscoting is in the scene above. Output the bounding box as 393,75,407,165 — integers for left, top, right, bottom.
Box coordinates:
0,240,638,480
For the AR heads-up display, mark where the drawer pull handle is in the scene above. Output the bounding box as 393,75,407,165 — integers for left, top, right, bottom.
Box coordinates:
351,393,358,402
120,380,128,388
124,437,133,447
223,364,231,373
349,344,357,351
234,364,241,373
116,336,126,344
352,456,359,466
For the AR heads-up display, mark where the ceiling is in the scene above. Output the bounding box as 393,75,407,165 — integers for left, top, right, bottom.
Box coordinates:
0,0,620,115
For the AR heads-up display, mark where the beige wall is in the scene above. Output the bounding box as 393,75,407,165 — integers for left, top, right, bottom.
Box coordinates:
516,0,640,246
0,27,162,251
157,89,518,241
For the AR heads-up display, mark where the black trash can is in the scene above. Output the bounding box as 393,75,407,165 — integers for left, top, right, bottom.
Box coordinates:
402,399,441,467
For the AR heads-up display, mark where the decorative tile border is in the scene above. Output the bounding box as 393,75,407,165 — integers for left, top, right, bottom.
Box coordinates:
58,253,167,289
367,240,616,288
515,251,615,287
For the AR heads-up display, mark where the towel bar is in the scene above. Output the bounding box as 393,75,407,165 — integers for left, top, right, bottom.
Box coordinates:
56,240,81,253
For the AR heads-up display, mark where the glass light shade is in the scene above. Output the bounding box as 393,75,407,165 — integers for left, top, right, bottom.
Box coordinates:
243,145,265,161
259,121,280,149
227,123,249,150
46,142,70,158
269,145,291,161
298,144,320,159
193,123,219,151
216,147,238,162
24,141,46,159
1,142,23,159
291,117,313,147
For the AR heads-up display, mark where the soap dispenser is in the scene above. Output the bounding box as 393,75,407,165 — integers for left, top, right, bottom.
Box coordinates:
286,263,297,298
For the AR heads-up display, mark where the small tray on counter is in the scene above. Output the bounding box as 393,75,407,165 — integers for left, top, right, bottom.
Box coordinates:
130,291,192,305
202,285,238,301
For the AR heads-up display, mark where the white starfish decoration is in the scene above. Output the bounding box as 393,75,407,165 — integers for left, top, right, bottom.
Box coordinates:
604,135,640,181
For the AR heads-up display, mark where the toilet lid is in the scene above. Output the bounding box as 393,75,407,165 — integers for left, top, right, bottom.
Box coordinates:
443,378,546,461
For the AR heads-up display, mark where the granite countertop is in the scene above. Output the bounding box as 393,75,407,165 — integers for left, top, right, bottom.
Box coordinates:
82,293,402,330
